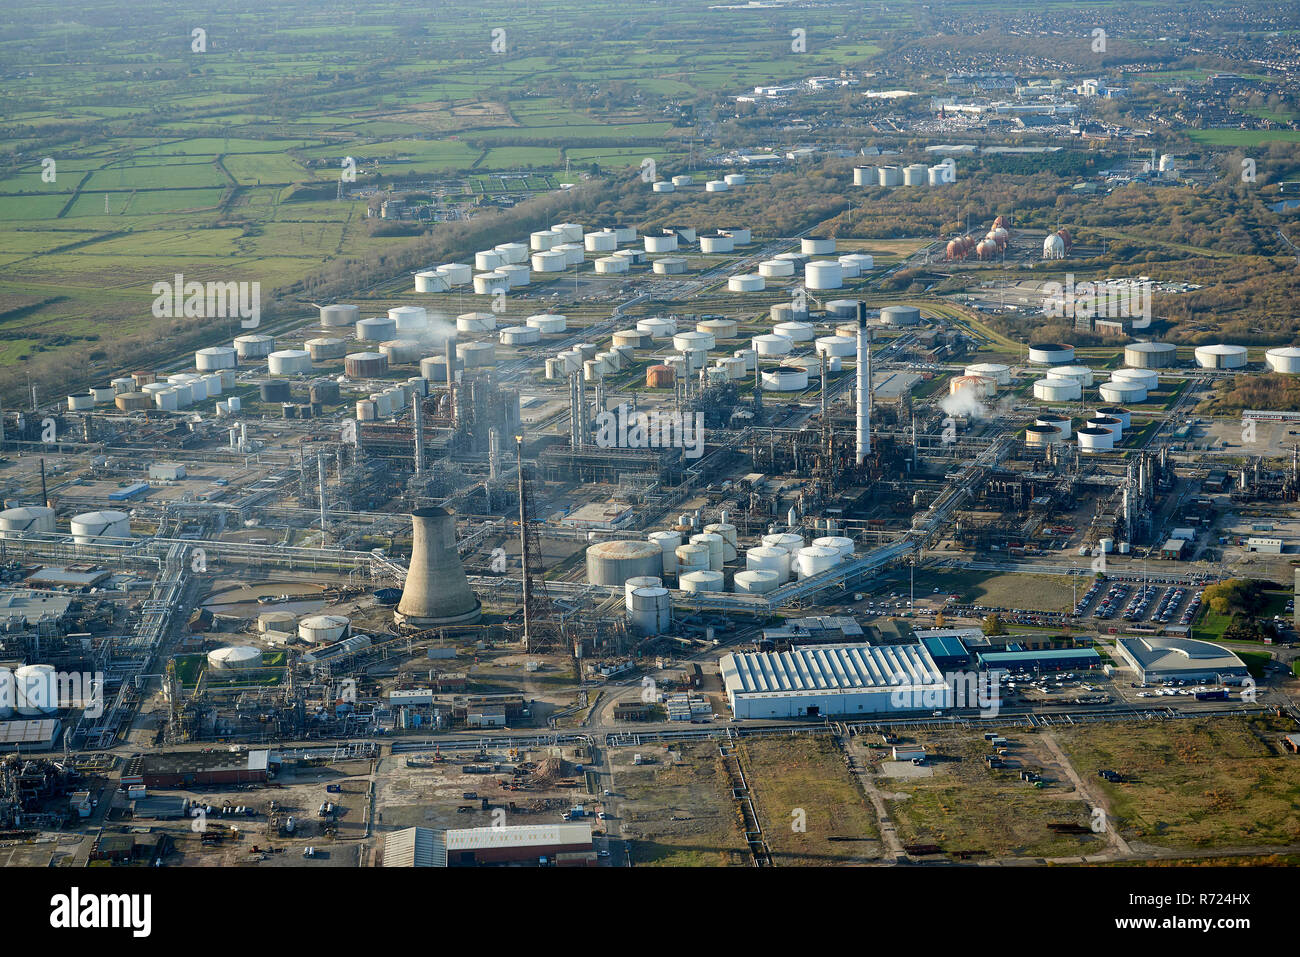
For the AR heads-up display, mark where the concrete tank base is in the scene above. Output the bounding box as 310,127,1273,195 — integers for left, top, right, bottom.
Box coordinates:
394,603,482,629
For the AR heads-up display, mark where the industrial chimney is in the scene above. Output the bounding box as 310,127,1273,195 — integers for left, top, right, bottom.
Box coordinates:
855,301,871,463
395,507,482,627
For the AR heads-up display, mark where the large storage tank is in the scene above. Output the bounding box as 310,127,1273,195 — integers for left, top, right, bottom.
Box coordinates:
499,262,533,286
320,304,359,328
773,321,814,343
652,181,675,193
644,235,678,253
674,330,715,353
70,510,131,544
458,341,497,368
585,230,618,253
815,336,855,358
414,270,449,293
473,272,508,295
753,334,793,357
356,317,397,341
746,545,792,583
298,615,349,644
268,350,312,375
812,536,855,560
840,253,874,274
805,261,843,290
14,664,57,715
698,318,737,340
700,234,735,254
493,243,528,265
964,362,1011,385
377,339,421,364
345,352,388,378
1028,343,1075,365
638,317,676,339
802,237,836,255
389,306,428,332
759,259,796,278
689,532,725,571
647,530,682,575
207,646,263,672
1112,367,1160,390
196,346,238,370
499,326,541,347
421,355,464,381
306,337,347,362
596,256,631,275
951,374,995,398
551,222,584,243
476,250,505,271
234,335,275,359
1124,341,1177,369
0,506,56,539
720,227,751,245
1099,380,1148,404
728,274,765,292
586,541,664,586
1077,427,1115,453
853,165,877,186
877,166,902,187
1265,347,1300,374
116,392,153,412
881,305,921,327
674,543,711,576
795,545,840,579
532,250,567,272
1033,377,1081,401
1024,424,1064,447
646,364,675,388
1194,344,1247,369
704,180,729,193
526,313,567,334
762,367,809,391
680,570,724,593
902,164,928,186
1094,407,1131,429
456,312,496,334
1035,413,1072,438
627,586,672,636
1046,364,1093,386
733,570,779,594
1087,415,1125,441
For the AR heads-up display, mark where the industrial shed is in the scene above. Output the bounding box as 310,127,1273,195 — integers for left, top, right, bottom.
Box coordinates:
1115,637,1250,684
121,749,270,788
384,824,596,867
720,643,949,719
977,648,1101,673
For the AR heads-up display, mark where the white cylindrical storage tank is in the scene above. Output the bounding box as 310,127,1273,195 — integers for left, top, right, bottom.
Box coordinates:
802,237,835,255
458,341,496,368
652,181,675,193
652,257,686,275
840,253,874,274
734,348,757,372
877,166,902,187
761,532,804,554
1046,365,1093,386
14,665,57,716
903,164,927,186
721,227,750,245
815,336,856,358
371,391,393,417
67,393,94,411
698,318,737,340
964,362,1011,386
473,271,508,295
268,350,312,375
671,175,692,187
795,545,840,579
1095,407,1131,429
733,570,779,595
583,359,604,382
0,506,56,539
837,257,862,279
1194,344,1248,369
812,536,855,560
1124,341,1178,369
585,230,617,252
627,586,672,636
1099,537,1115,554
645,234,678,253
493,243,529,264
586,540,665,585
648,530,682,575
550,242,581,266
499,326,542,346
379,340,421,365
473,248,501,270
70,509,131,544
1024,424,1064,447
356,399,377,421
526,313,567,334
609,224,637,244
880,305,922,327
613,329,647,349
595,256,630,274
456,312,496,333
1111,367,1160,390
716,356,747,380
154,388,180,411
1035,413,1072,438
680,570,724,594
1088,415,1124,441
1077,427,1115,453
805,260,843,290
320,304,360,328
529,231,558,252
207,646,263,672
196,346,238,371
306,337,347,362
556,350,583,373
700,235,735,254
773,321,814,343
1099,380,1148,404
673,330,714,352
1034,377,1081,401
746,545,791,584
753,334,793,357
298,615,349,644
437,263,472,286
234,334,275,359
853,165,877,186
724,173,745,187
1028,343,1075,365
762,366,809,391
638,317,676,338
496,263,530,288
389,306,428,332
758,259,795,279
551,223,583,243
674,543,711,576
111,377,135,394
532,249,567,272
704,179,729,192
356,317,396,341
414,271,448,293
689,532,725,571
1265,347,1300,374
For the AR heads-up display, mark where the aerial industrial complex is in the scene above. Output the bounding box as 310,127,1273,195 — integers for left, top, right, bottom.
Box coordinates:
1,0,1298,883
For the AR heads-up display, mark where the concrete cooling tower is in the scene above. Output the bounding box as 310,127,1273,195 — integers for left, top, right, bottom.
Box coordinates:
395,507,482,627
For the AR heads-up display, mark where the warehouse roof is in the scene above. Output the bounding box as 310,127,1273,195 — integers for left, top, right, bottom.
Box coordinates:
444,823,593,852
1117,637,1247,675
384,826,443,867
978,648,1101,667
0,718,60,748
721,643,944,698
123,748,269,778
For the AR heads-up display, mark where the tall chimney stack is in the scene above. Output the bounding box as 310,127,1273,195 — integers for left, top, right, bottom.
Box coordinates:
855,301,871,463
395,507,482,628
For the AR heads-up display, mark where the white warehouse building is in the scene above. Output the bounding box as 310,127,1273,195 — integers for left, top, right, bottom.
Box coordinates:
720,643,950,719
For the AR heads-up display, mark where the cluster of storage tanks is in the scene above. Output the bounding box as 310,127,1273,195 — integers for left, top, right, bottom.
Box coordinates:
0,664,63,717
586,514,857,634
0,505,133,544
72,367,239,415
1022,409,1132,453
854,163,956,188
945,216,1010,261
647,172,746,193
